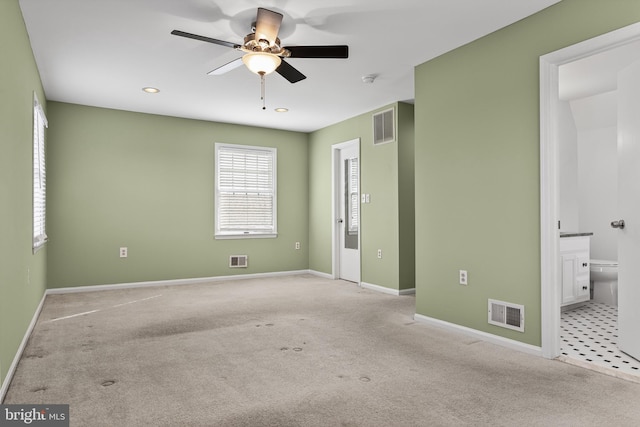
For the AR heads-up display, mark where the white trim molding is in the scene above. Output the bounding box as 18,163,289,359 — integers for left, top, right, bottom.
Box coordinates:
46,270,312,295
414,314,542,357
308,270,334,280
361,281,415,296
0,294,47,403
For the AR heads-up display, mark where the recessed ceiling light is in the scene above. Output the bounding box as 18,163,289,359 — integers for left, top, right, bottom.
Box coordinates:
142,87,160,93
275,108,288,113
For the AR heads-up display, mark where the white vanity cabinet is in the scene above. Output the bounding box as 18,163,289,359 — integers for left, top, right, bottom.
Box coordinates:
560,236,590,306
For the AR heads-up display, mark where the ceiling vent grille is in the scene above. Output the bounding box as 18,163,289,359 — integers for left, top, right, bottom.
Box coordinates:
373,108,395,145
229,255,248,268
488,299,524,332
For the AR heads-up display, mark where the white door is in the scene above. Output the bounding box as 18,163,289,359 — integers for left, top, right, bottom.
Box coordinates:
617,60,640,360
337,143,360,282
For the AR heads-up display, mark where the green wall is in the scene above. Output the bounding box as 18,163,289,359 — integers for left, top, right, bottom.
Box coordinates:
308,102,415,292
414,0,640,346
398,102,416,290
46,103,309,287
0,0,48,386
308,113,365,276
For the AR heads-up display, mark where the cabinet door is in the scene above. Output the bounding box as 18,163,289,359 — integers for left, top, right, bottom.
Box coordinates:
577,278,590,299
577,256,590,275
575,254,590,302
562,254,577,304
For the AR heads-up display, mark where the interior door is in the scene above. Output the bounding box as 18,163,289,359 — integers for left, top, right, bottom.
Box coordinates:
617,59,640,361
338,143,360,283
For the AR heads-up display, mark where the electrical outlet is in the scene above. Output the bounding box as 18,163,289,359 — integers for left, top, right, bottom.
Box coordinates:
377,249,382,259
459,270,468,285
295,242,301,250
120,247,128,258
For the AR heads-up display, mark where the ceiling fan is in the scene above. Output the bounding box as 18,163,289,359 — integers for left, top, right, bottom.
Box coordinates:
171,7,348,108
172,7,349,82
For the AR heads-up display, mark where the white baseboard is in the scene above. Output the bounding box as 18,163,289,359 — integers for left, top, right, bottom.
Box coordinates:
0,293,47,403
46,269,312,295
414,313,542,357
308,270,334,280
360,282,415,296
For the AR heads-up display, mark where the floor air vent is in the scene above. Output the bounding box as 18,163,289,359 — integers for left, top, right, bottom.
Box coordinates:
229,255,248,268
488,299,524,332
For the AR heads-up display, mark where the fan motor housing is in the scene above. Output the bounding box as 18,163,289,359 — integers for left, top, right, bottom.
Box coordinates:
241,33,290,57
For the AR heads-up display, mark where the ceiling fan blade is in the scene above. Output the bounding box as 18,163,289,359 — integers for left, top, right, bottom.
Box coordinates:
276,59,306,83
255,8,283,46
285,45,349,59
207,57,244,75
171,30,239,49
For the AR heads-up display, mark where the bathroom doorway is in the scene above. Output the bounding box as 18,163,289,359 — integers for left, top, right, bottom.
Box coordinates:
540,22,640,373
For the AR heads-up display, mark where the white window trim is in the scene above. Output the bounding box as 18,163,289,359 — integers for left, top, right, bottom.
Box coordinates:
214,143,277,239
33,93,48,253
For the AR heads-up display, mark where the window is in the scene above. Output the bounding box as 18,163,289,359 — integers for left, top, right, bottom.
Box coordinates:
347,157,359,234
33,94,48,252
215,143,277,238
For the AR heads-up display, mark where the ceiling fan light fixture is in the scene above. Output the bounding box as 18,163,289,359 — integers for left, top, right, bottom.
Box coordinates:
242,52,281,75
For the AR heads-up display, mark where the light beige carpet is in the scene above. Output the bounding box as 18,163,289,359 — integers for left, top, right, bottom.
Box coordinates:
4,274,640,426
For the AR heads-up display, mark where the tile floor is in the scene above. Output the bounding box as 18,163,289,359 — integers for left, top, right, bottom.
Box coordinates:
561,301,640,377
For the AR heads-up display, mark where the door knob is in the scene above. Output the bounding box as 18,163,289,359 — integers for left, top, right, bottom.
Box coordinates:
337,218,344,224
611,219,625,229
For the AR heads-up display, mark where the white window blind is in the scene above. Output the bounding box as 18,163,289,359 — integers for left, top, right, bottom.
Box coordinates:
347,158,359,234
33,94,48,252
215,143,277,238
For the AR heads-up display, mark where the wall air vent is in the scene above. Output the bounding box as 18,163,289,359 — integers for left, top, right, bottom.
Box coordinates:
488,299,524,332
373,108,395,145
229,255,248,268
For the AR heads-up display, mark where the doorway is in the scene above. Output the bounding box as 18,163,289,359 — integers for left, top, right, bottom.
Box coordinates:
332,139,360,283
540,22,640,362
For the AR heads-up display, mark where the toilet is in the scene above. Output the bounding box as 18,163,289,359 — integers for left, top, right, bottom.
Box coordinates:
590,259,618,306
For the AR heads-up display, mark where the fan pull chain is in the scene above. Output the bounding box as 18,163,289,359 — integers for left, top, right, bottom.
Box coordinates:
260,72,266,110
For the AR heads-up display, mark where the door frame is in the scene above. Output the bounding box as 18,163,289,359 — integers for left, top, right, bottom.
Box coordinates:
332,138,361,282
539,22,640,359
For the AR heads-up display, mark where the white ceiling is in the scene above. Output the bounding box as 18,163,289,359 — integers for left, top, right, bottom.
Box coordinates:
559,38,640,102
19,0,560,133
560,38,640,131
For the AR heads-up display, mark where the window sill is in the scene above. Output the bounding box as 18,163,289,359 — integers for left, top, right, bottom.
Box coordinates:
32,242,47,254
215,233,277,240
